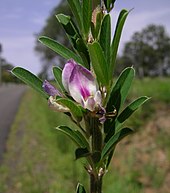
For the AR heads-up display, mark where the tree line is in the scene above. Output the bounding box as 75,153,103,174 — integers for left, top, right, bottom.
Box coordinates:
0,44,19,83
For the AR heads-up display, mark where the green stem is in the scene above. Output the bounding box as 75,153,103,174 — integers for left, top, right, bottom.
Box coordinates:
89,117,103,193
91,118,102,153
90,171,103,193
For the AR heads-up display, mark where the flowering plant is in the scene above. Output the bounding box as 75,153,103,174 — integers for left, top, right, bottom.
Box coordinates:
12,0,149,192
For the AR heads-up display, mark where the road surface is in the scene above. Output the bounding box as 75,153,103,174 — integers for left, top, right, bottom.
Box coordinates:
0,84,26,161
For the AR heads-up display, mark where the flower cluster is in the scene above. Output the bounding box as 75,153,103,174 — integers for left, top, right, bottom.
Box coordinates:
43,59,106,123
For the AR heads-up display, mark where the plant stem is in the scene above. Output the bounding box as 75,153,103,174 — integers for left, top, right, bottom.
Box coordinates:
89,117,103,193
90,171,103,193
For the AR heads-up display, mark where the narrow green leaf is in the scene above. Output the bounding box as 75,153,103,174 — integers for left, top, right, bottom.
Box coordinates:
74,130,89,149
107,67,135,113
95,11,103,39
56,126,88,148
39,36,83,65
76,183,86,193
56,14,90,69
82,0,92,37
52,66,65,93
56,98,83,121
56,14,80,46
88,41,109,86
76,38,90,69
91,22,96,39
106,149,114,168
116,96,150,128
56,14,78,38
75,147,90,160
102,128,134,159
12,67,48,99
67,0,83,31
56,13,71,26
99,14,111,70
104,0,116,12
110,9,129,76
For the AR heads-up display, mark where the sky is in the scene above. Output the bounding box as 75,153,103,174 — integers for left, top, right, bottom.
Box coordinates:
0,0,170,75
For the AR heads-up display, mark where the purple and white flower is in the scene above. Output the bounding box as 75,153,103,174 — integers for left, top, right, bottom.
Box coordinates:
62,59,102,112
43,59,106,123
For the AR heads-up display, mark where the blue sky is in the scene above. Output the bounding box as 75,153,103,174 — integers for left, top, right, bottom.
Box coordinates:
0,0,170,74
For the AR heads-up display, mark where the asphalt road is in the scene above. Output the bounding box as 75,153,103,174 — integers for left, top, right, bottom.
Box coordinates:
0,84,26,161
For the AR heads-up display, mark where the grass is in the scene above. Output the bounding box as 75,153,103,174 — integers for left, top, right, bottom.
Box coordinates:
0,78,170,193
0,90,88,193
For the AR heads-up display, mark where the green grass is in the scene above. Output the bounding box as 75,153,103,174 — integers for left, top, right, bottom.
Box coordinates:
0,90,88,193
0,78,170,193
130,77,170,103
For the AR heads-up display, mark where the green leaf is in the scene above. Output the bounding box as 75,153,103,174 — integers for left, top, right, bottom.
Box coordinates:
56,13,71,26
67,0,83,31
52,66,65,93
107,67,135,113
56,98,83,122
76,183,86,193
56,14,90,69
82,0,92,37
102,128,134,159
74,130,89,149
12,67,48,99
39,36,83,65
95,11,103,39
76,38,90,69
88,41,109,86
110,9,129,76
99,14,111,71
56,14,80,47
104,0,116,12
75,147,90,160
56,126,88,148
116,96,150,128
106,149,114,168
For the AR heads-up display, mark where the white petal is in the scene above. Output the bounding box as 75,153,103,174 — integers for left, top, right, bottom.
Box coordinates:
94,90,102,105
48,96,69,112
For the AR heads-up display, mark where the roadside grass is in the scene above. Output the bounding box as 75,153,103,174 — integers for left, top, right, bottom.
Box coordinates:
0,89,88,193
0,78,170,193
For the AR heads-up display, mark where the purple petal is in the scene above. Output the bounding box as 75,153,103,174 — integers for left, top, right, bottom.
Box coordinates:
98,106,106,124
84,97,96,111
68,65,97,104
42,80,62,96
62,59,77,92
99,115,106,124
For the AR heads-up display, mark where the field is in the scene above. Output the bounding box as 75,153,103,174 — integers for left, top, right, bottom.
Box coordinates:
0,78,170,193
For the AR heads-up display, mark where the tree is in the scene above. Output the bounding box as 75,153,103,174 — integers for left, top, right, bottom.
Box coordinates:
35,0,72,79
122,24,170,77
0,43,19,83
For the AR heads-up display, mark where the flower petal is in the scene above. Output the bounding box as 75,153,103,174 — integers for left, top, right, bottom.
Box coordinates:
98,106,106,124
43,80,62,96
68,65,97,104
94,90,102,105
84,97,96,111
62,59,77,92
48,96,69,112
